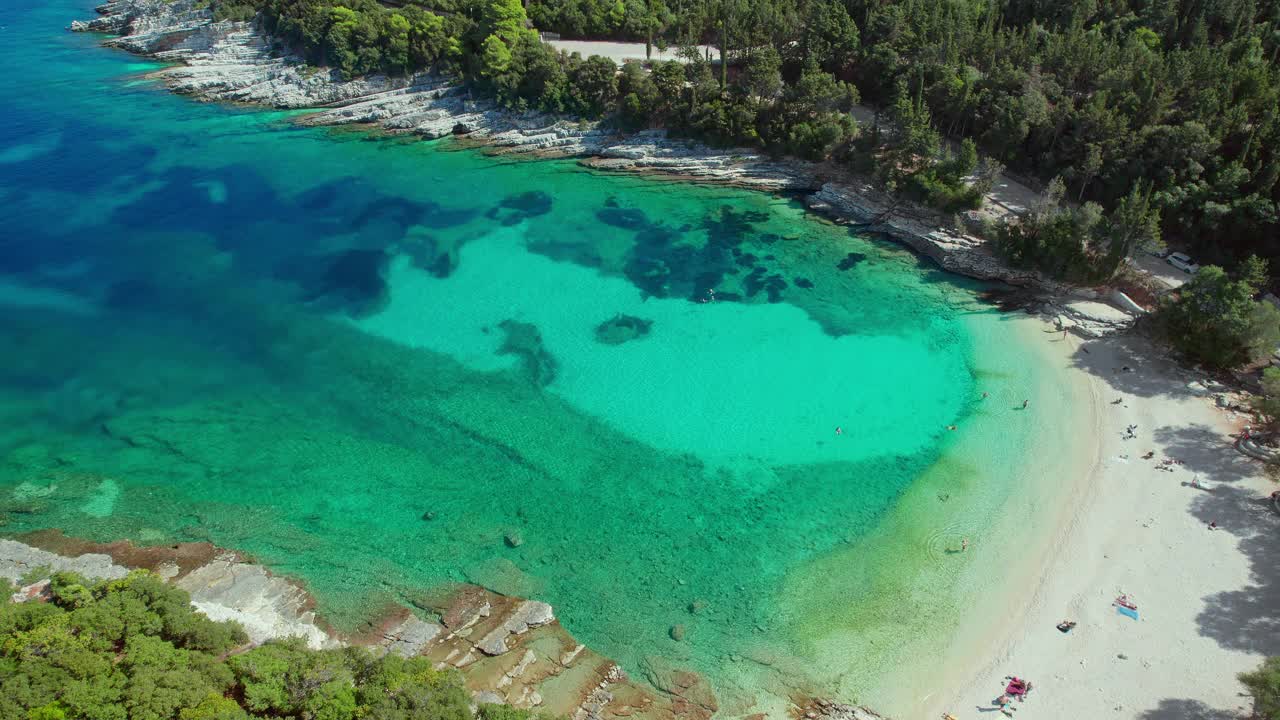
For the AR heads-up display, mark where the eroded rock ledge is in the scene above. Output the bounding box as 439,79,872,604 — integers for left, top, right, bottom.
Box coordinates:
7,531,868,720
63,0,1138,321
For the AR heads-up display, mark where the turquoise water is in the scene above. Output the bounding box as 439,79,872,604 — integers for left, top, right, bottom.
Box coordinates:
0,0,1070,711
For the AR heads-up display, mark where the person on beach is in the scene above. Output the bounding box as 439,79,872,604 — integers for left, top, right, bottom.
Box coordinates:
1057,620,1077,633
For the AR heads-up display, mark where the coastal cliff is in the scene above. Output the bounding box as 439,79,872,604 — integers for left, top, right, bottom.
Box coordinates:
67,0,1093,298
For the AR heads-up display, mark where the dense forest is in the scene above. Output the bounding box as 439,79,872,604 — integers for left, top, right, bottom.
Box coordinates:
0,570,546,720
533,0,1280,268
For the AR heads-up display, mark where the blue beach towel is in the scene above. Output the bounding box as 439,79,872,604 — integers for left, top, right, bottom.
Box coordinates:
1117,605,1139,620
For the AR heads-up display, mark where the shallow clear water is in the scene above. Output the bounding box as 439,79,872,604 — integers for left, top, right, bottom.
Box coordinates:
0,0,1072,710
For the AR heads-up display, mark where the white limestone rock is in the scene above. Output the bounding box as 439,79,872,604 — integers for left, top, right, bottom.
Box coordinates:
381,614,444,657
0,539,129,584
475,600,555,655
176,553,338,649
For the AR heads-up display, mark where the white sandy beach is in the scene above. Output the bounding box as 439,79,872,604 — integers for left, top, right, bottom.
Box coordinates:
925,327,1280,720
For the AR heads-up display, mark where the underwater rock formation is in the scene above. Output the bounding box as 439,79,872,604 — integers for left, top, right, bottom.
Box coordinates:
497,320,558,386
486,191,553,226
594,314,653,345
396,227,464,278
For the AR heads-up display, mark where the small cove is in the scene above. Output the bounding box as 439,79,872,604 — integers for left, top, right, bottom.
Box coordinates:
0,0,1078,712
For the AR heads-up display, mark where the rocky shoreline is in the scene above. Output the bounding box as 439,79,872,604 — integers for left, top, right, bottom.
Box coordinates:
2,532,885,720
68,0,1143,339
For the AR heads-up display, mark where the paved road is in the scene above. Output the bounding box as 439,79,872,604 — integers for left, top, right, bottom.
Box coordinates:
545,39,714,64
1130,252,1191,289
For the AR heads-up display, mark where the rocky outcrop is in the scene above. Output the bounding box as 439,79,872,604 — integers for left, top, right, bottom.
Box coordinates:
805,182,1041,286
0,538,128,584
1047,299,1139,339
175,552,337,649
73,0,417,109
473,600,555,655
0,535,726,720
576,135,815,190
804,699,890,720
379,613,444,657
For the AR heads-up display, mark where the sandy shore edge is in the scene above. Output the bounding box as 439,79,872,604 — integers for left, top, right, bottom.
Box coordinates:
920,321,1277,720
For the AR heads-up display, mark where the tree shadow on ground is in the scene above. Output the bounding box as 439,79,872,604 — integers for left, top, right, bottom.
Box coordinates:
1152,423,1258,483
1189,482,1280,657
1069,334,1203,400
1136,698,1243,720
1147,425,1280,658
